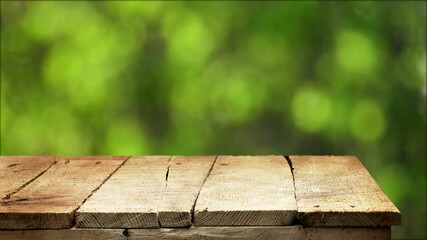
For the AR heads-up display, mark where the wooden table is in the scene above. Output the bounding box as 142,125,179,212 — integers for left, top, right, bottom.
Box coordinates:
0,155,400,240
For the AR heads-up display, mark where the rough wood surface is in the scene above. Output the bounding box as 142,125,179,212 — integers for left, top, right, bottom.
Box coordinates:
158,156,216,227
0,158,125,229
76,156,171,228
66,156,129,160
0,226,391,240
194,155,297,226
0,155,401,231
0,156,56,199
290,155,401,227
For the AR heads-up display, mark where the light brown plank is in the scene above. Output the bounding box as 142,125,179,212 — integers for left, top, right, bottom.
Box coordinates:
66,156,129,160
194,155,297,226
0,158,125,229
0,226,391,240
76,156,171,228
290,155,401,227
158,156,216,227
0,156,57,199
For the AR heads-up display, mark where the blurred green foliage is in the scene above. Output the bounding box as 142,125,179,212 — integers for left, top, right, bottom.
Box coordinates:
0,1,425,238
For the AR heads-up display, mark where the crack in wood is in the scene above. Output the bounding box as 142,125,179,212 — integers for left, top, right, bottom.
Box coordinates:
165,161,171,183
285,155,300,225
157,156,173,228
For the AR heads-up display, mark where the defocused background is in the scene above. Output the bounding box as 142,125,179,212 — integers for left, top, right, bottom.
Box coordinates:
0,1,425,238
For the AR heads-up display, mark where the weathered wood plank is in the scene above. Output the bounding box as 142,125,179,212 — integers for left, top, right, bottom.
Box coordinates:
0,156,57,199
158,156,216,227
194,155,297,226
0,226,391,240
0,158,125,229
66,156,129,160
290,155,401,227
76,156,171,228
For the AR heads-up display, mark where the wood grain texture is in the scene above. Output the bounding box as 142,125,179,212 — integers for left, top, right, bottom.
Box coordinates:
290,155,401,227
66,156,129,160
0,226,391,240
0,156,57,199
194,155,297,226
76,156,171,228
158,156,216,227
0,158,125,229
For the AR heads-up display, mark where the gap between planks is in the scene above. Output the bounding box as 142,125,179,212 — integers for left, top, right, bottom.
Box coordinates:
157,156,218,228
1,157,58,201
1,155,400,229
190,155,218,226
71,156,132,224
0,156,59,200
0,157,129,229
1,156,295,228
193,156,297,226
77,156,218,228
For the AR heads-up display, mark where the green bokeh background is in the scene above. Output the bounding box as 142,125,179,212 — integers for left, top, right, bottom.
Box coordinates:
1,1,425,238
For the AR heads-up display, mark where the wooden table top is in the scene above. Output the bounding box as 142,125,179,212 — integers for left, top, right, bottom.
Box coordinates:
0,155,400,229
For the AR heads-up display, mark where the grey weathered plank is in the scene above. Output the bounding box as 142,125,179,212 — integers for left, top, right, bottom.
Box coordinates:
0,156,56,199
0,157,125,229
194,155,297,226
76,156,171,228
158,156,216,227
290,155,401,227
0,226,391,240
